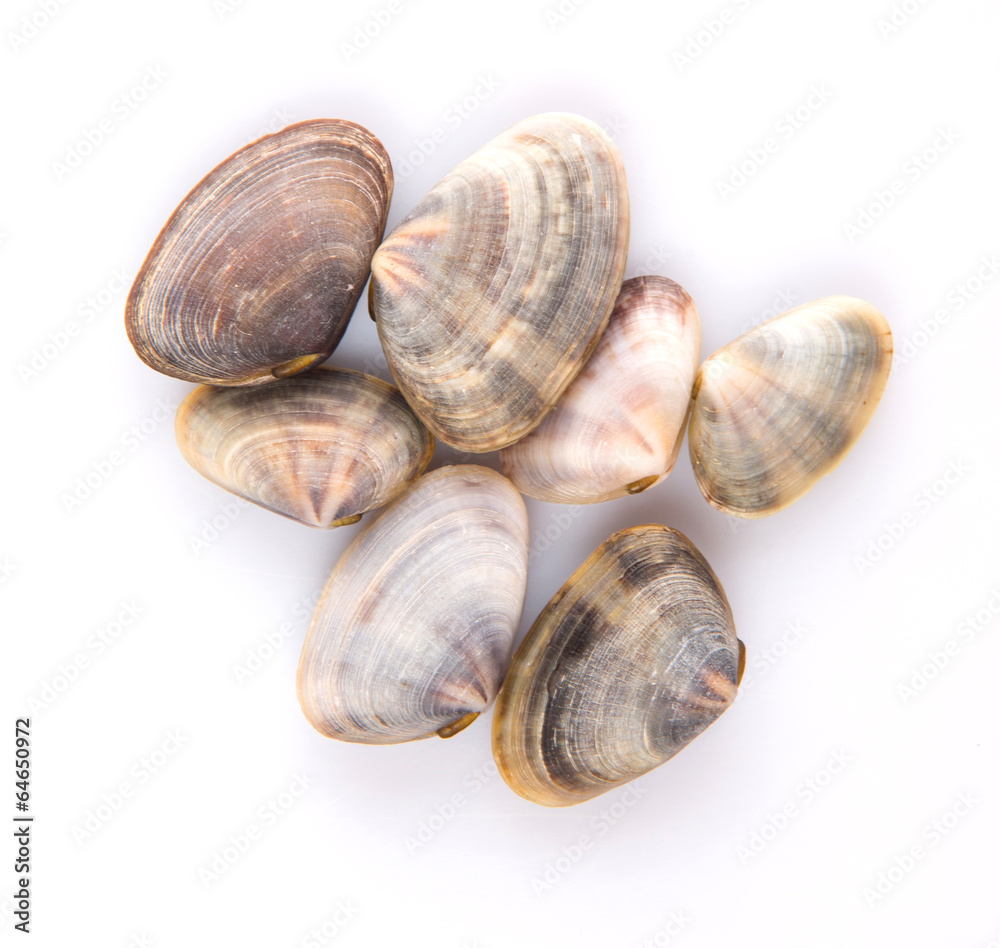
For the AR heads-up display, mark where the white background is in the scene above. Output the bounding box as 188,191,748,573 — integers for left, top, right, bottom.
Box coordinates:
3,0,999,945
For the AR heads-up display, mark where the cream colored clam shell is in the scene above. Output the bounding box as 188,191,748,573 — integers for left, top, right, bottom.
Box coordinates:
500,276,700,503
492,524,740,807
126,119,392,385
689,296,892,518
370,112,630,453
297,465,530,744
175,367,433,528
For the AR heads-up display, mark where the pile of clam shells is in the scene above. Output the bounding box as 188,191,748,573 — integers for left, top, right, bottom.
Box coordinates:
126,113,892,807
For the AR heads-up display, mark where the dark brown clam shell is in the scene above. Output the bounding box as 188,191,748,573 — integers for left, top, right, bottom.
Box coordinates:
126,119,392,385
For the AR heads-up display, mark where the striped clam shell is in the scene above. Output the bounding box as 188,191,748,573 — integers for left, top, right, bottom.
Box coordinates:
126,119,392,385
689,296,892,518
297,465,529,744
500,276,701,503
370,112,630,453
175,367,432,529
493,524,742,807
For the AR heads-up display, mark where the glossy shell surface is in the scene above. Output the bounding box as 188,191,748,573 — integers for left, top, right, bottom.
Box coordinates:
500,276,700,503
370,112,630,452
493,524,740,807
689,296,892,518
126,119,392,385
175,367,432,528
297,465,529,744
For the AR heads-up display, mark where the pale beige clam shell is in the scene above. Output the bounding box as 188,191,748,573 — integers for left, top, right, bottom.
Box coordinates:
688,295,893,518
175,367,432,528
370,112,630,453
126,119,392,385
492,524,741,807
297,466,529,744
500,275,700,503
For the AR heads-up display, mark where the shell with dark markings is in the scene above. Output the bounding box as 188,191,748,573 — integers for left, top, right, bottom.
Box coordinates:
500,275,701,503
688,296,892,518
175,367,432,529
369,112,630,453
126,119,392,385
492,524,742,807
297,465,529,744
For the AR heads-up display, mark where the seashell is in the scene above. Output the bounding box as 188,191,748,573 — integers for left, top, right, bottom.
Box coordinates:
369,112,630,453
126,119,392,385
175,367,432,528
297,465,529,744
688,296,892,518
492,524,742,807
500,276,700,503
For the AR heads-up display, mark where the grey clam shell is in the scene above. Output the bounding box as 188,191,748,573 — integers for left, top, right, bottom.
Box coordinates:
175,367,432,529
500,276,700,503
126,119,392,385
688,295,893,518
370,112,630,453
297,465,529,744
492,525,741,807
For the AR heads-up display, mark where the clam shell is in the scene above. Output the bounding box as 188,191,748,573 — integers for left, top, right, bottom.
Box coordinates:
492,524,740,807
297,465,529,744
370,112,630,452
500,276,700,503
689,296,892,518
175,367,432,528
126,119,392,385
